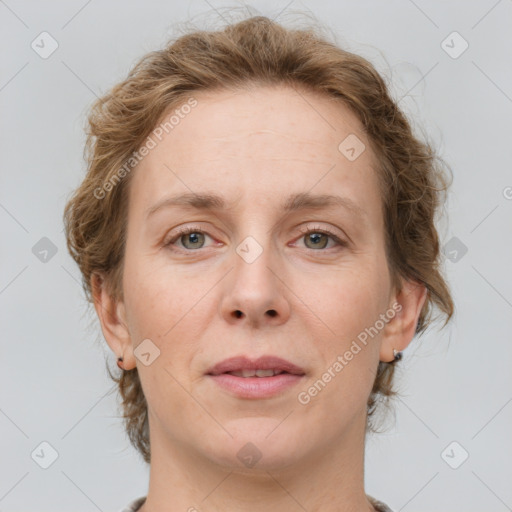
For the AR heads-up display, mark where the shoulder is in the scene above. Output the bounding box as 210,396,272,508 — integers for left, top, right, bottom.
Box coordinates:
120,495,392,512
118,496,147,512
367,494,395,512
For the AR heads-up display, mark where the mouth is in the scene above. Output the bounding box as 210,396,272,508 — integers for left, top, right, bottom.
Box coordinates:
206,355,306,399
206,355,306,377
223,369,291,377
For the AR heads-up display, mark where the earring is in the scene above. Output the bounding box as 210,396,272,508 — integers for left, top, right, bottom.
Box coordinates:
117,356,124,370
392,349,402,362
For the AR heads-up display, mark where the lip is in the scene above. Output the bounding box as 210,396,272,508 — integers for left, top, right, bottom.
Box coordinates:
206,355,306,399
206,355,306,376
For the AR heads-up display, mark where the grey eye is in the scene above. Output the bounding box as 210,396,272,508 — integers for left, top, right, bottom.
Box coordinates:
180,232,206,249
303,232,329,249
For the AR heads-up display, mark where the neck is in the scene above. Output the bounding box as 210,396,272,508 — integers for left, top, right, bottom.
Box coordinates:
139,410,375,512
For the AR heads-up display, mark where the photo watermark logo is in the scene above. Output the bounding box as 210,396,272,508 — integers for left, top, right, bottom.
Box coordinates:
93,96,198,199
297,301,402,405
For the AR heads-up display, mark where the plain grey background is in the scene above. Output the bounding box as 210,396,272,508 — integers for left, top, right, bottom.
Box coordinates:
1,1,511,511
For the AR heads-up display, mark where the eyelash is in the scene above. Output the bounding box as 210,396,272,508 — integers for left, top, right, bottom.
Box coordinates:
164,225,348,252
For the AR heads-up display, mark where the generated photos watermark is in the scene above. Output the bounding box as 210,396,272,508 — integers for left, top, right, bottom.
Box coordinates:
297,301,402,405
93,96,198,199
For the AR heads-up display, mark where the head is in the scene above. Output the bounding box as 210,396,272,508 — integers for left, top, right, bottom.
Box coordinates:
63,15,453,466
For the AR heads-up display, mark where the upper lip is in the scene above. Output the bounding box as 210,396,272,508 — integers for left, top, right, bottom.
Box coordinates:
207,355,306,376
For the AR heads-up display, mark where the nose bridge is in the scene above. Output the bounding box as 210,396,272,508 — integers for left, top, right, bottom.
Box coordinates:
231,203,276,268
233,227,277,292
219,216,291,326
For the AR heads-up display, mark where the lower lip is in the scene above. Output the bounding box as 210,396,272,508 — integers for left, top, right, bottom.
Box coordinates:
207,373,304,399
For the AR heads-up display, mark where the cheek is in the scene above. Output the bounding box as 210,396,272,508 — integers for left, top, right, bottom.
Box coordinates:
306,263,387,339
122,262,206,414
123,257,213,370
299,267,385,416
123,254,196,330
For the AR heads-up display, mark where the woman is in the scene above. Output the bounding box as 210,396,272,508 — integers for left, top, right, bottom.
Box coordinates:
63,14,453,512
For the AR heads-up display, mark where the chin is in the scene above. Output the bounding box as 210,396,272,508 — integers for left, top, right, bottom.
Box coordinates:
201,417,306,472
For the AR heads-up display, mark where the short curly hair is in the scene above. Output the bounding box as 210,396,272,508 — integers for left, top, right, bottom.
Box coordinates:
63,14,454,464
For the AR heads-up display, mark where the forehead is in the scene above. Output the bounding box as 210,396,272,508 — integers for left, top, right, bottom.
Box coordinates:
149,85,368,164
129,84,381,218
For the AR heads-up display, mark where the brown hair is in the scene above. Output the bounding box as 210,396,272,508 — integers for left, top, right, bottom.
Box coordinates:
63,14,454,464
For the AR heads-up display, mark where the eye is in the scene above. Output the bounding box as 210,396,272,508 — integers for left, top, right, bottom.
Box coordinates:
295,225,348,251
164,224,348,253
164,226,214,251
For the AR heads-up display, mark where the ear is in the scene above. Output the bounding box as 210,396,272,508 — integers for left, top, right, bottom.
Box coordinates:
91,272,136,370
379,278,428,362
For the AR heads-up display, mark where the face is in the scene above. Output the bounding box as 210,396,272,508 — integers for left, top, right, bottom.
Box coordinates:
104,85,414,472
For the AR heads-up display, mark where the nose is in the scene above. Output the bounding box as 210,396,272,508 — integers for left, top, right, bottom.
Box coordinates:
219,239,291,328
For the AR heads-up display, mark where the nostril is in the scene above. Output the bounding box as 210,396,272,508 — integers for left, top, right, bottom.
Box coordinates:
267,310,277,317
234,310,243,318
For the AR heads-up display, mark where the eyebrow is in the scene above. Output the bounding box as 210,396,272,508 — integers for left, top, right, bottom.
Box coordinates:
145,191,367,222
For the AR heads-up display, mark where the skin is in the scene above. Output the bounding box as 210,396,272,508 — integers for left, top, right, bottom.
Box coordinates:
93,84,427,512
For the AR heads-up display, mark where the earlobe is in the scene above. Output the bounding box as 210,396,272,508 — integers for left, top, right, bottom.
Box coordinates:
379,279,428,363
91,273,135,369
